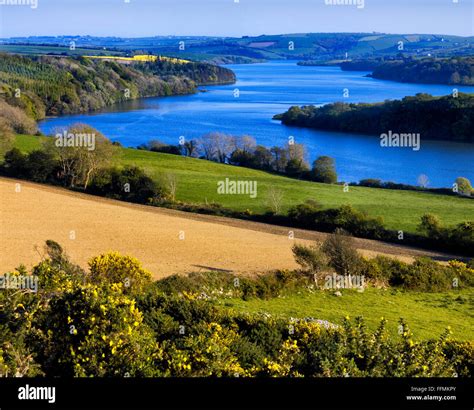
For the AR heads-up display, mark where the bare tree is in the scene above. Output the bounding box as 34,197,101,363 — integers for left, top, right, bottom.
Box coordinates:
199,132,233,163
165,173,178,201
45,123,116,189
267,186,284,214
199,133,218,160
183,139,198,157
232,135,256,153
417,174,430,188
286,142,307,163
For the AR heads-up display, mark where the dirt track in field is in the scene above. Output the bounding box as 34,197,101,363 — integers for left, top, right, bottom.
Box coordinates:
0,178,460,278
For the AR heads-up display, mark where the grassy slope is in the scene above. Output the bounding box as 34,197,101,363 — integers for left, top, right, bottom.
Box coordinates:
15,134,474,234
219,288,474,341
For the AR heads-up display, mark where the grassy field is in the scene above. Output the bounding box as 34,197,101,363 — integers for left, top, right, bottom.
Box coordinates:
14,134,474,234
218,287,474,341
0,44,124,56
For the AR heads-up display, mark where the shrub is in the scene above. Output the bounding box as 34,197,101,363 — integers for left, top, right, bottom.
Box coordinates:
1,148,59,183
394,258,453,292
89,166,167,204
35,283,160,377
361,256,473,291
0,118,14,156
159,322,245,377
2,148,28,177
321,229,363,276
23,150,58,183
0,99,38,135
88,252,152,296
455,177,473,196
292,243,328,277
258,318,456,377
311,156,337,183
443,340,474,377
418,213,443,240
287,199,322,226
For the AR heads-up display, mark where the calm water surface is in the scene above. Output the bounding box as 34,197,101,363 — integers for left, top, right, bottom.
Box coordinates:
39,61,474,187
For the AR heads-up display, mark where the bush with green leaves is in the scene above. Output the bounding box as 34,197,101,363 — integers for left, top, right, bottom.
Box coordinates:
321,229,363,276
311,156,337,183
292,242,328,277
361,256,474,291
89,165,168,204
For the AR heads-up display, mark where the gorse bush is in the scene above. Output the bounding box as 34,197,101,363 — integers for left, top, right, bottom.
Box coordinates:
88,252,153,296
1,242,472,378
35,283,160,377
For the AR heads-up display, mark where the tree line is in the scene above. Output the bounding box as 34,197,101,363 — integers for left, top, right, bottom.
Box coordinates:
274,93,474,142
370,56,474,85
137,132,338,183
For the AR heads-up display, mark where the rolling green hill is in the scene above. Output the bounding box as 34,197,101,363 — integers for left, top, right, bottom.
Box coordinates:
14,134,474,235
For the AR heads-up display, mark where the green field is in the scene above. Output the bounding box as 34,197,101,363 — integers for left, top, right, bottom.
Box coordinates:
14,134,474,234
218,287,474,340
0,44,124,56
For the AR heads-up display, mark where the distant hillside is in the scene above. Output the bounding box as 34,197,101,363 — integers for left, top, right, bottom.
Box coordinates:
274,93,474,143
370,57,474,85
3,33,474,63
0,53,235,130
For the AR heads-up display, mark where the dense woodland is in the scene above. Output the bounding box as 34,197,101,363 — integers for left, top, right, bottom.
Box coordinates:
138,58,236,85
370,57,474,85
274,93,474,142
0,53,235,132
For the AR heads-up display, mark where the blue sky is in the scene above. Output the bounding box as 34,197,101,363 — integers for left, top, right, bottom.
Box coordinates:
0,0,473,38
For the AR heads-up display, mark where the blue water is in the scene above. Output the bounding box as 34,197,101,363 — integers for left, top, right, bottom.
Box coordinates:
39,60,474,187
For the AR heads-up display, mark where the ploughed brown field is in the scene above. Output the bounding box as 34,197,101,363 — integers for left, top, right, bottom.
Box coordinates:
0,178,455,278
